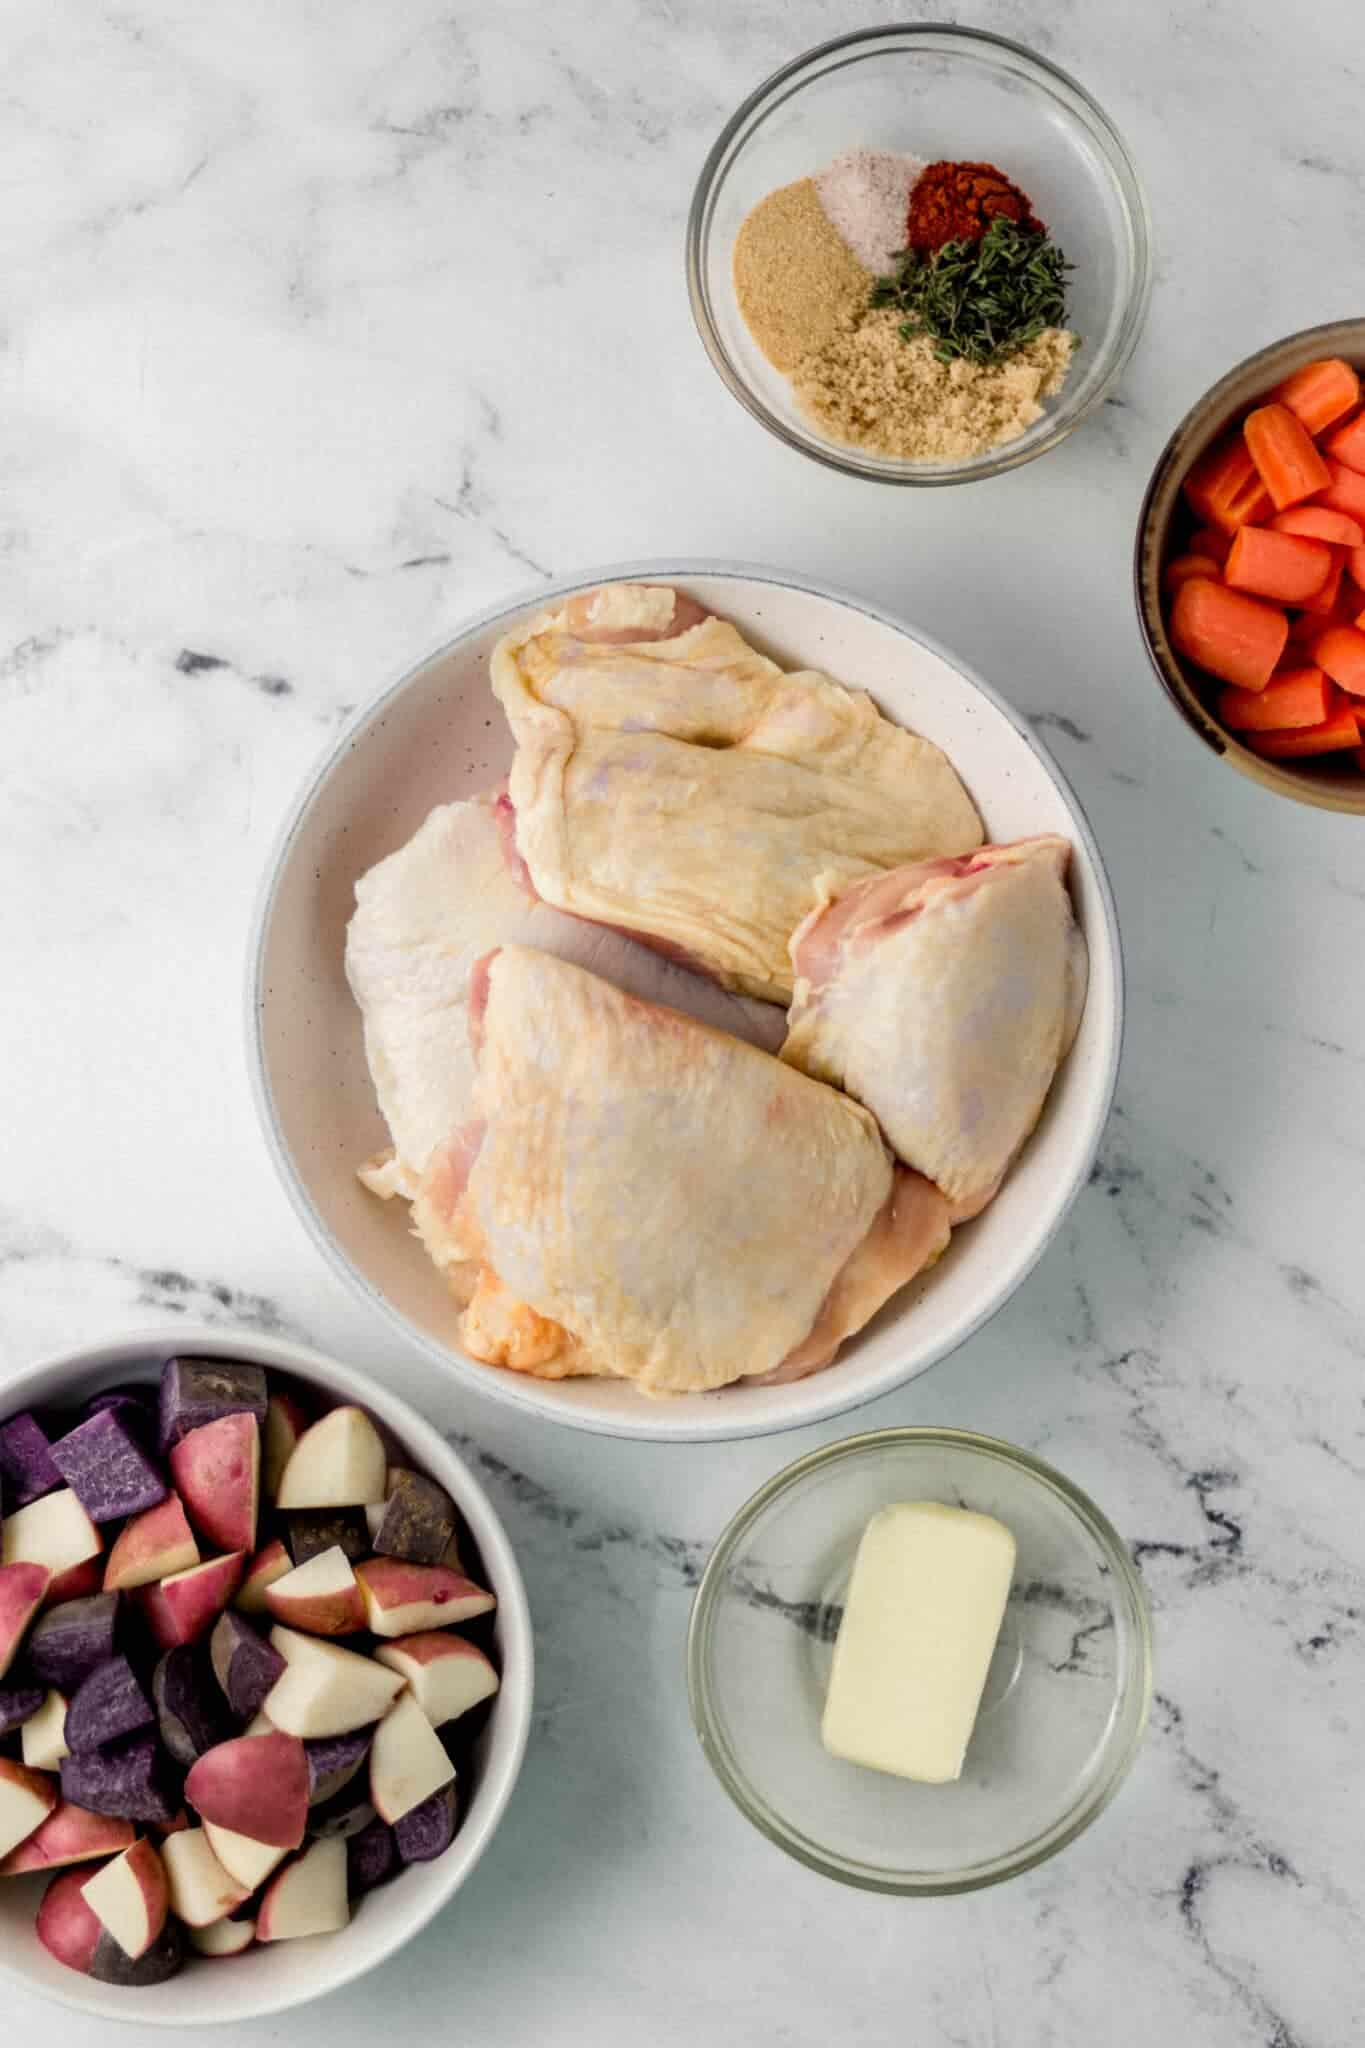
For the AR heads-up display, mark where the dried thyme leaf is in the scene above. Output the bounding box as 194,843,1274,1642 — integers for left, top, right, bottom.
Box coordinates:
871,218,1074,365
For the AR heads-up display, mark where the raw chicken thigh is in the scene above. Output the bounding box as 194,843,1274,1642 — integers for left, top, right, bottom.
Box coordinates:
782,837,1087,1222
345,792,785,1201
491,583,983,1002
413,946,951,1395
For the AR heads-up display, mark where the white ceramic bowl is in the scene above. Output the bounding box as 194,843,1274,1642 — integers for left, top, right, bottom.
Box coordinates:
248,562,1122,1442
0,1327,533,2027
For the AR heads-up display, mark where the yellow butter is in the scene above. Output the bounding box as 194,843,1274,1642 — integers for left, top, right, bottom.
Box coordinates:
822,1501,1016,1784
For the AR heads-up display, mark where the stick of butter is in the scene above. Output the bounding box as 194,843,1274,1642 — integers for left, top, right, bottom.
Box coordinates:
821,1501,1016,1784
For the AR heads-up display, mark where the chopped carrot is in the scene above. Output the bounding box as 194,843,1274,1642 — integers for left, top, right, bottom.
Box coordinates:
1169,576,1288,691
1217,668,1333,732
1286,596,1358,655
1189,524,1232,564
1314,625,1365,697
1243,403,1332,511
1298,554,1347,616
1248,707,1362,757
1271,357,1360,435
1163,554,1222,593
1315,459,1365,523
1183,432,1273,533
1324,413,1365,476
1224,526,1332,604
1270,505,1364,547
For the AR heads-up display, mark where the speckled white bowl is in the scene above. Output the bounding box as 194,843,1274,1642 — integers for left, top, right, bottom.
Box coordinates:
247,562,1123,1442
0,1327,533,2026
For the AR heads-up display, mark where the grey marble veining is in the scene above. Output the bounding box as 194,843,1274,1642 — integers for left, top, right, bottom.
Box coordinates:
3,2,1364,2043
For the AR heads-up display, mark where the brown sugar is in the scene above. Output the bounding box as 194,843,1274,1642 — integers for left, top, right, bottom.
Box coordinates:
792,310,1076,461
733,178,871,375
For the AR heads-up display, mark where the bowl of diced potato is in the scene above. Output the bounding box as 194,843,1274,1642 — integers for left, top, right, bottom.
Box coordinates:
0,1328,532,2024
1136,318,1365,813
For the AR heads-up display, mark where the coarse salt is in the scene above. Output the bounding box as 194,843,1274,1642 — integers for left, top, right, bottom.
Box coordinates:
814,149,926,274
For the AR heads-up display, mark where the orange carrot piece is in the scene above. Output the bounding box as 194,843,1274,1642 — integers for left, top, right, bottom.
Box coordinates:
1224,526,1332,604
1270,505,1364,546
1168,577,1288,691
1315,625,1365,697
1315,459,1365,523
1183,432,1274,533
1189,524,1232,564
1249,708,1362,757
1298,554,1346,616
1324,413,1365,477
1271,358,1360,436
1217,668,1333,732
1163,553,1222,593
1243,403,1332,511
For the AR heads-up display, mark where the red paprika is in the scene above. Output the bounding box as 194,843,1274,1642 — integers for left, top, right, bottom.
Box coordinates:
906,161,1043,254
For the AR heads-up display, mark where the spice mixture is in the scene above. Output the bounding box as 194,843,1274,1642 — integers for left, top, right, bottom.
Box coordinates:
814,148,926,274
793,315,1075,462
733,177,870,374
732,147,1078,462
906,159,1042,254
871,216,1072,366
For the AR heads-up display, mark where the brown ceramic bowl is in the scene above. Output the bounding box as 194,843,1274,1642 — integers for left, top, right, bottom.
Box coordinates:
1135,318,1365,815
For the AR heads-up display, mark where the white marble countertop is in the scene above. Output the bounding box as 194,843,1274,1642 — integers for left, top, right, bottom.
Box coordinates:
3,3,1363,2042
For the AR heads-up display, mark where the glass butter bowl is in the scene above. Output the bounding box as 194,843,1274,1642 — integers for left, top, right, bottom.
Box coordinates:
688,1428,1152,1893
687,24,1152,485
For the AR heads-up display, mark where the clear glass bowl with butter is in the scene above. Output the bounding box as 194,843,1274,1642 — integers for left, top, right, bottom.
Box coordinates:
688,1428,1152,1893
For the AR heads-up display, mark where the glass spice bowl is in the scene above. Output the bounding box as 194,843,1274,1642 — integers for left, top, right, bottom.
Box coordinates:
686,24,1152,485
687,1428,1153,1894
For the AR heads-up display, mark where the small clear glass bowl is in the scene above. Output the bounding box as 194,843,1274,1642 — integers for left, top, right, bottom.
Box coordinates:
687,24,1152,485
688,1428,1152,1893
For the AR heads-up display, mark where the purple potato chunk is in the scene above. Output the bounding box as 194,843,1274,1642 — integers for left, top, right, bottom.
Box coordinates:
0,1412,63,1509
372,1469,457,1567
0,1686,45,1736
50,1411,168,1523
285,1509,370,1567
60,1726,181,1824
153,1644,232,1763
307,1774,376,1839
91,1914,185,1986
304,1725,373,1805
65,1655,155,1753
83,1390,157,1449
346,1816,398,1895
26,1594,119,1690
158,1358,267,1453
209,1611,285,1720
394,1780,458,1864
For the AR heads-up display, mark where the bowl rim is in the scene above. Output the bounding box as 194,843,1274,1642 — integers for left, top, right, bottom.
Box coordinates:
686,1423,1154,1894
685,20,1154,486
245,556,1125,1443
0,1324,534,2027
1133,315,1365,816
